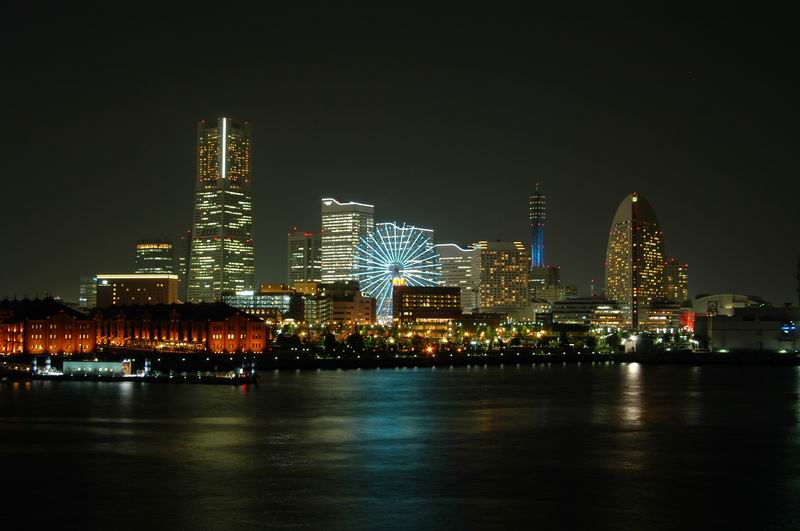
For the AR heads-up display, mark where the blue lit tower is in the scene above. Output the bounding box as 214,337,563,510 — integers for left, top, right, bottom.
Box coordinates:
529,183,546,269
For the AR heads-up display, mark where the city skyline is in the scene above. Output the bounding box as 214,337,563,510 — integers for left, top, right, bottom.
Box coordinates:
2,9,798,305
5,9,800,531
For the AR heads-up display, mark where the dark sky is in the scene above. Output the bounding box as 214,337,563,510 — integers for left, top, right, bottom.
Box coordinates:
2,6,798,304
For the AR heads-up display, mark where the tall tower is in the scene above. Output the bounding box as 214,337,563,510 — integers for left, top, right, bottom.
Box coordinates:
529,183,546,269
287,229,322,284
605,193,665,331
320,198,374,283
188,117,255,302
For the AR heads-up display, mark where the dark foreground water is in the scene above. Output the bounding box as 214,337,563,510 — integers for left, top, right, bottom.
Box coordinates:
3,363,800,530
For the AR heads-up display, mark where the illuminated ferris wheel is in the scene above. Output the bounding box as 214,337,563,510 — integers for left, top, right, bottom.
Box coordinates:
354,222,441,323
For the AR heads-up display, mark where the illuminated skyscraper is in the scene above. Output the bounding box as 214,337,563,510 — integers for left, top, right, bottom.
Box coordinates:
605,193,665,330
434,243,477,313
473,241,530,317
176,228,192,301
288,228,322,284
529,183,546,268
135,239,175,275
188,117,254,302
663,258,689,303
78,276,97,309
320,198,374,282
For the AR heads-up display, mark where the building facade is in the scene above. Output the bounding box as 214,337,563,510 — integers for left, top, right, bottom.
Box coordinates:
320,198,374,282
331,293,376,324
135,239,175,275
96,274,179,308
188,117,255,302
223,284,304,321
550,297,621,325
534,284,577,303
94,302,267,354
637,301,685,333
303,296,333,324
393,285,461,337
529,182,546,268
693,293,771,317
605,193,665,330
176,228,192,301
78,276,97,309
0,298,96,355
664,258,689,303
473,241,530,317
288,229,322,284
695,307,799,352
434,243,477,314
317,282,376,324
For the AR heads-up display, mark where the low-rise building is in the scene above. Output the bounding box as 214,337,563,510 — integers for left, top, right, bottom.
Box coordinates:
62,360,132,377
638,302,684,333
393,286,461,337
455,312,507,335
223,289,304,321
94,302,267,353
693,293,771,317
317,282,376,324
551,297,618,325
303,296,332,323
695,306,799,352
0,298,96,355
331,293,375,324
293,281,321,296
96,274,179,308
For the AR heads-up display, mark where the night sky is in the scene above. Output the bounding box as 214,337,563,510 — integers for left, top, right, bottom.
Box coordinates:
3,7,798,304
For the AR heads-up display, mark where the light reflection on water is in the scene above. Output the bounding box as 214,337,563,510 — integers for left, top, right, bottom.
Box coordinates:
2,364,800,530
621,362,643,426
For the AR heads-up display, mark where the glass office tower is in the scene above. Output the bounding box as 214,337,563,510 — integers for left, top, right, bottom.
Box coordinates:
188,117,255,302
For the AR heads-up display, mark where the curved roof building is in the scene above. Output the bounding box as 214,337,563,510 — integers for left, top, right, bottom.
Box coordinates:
605,193,665,330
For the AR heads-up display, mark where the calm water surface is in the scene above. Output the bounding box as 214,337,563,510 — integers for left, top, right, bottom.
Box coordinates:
3,363,800,530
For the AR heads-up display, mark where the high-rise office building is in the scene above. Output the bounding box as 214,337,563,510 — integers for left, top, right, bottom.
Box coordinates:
529,264,561,302
473,241,530,316
78,276,97,309
176,228,192,301
605,193,665,330
664,258,689,303
320,198,374,282
434,243,477,313
188,117,255,302
529,183,546,269
288,229,321,284
135,239,175,275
